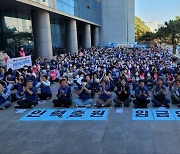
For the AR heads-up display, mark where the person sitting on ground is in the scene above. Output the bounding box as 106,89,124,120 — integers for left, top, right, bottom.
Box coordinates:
73,79,93,108
15,75,25,100
91,73,100,93
0,81,11,110
0,66,5,80
16,80,38,108
171,80,180,106
52,79,72,108
96,80,112,108
63,68,74,86
114,78,132,107
152,77,170,108
49,67,60,83
133,80,150,108
36,75,52,100
85,75,95,98
5,71,15,90
145,72,154,90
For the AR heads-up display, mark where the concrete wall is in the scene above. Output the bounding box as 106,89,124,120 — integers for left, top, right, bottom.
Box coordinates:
100,0,135,44
127,0,135,42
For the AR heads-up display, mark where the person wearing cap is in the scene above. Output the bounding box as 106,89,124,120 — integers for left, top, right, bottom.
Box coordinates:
0,81,11,110
73,79,93,108
133,80,150,108
52,79,72,108
152,77,170,108
36,75,52,100
114,77,132,107
16,80,38,108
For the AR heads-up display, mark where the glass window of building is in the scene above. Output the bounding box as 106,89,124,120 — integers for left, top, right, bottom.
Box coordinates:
1,12,34,58
50,20,66,55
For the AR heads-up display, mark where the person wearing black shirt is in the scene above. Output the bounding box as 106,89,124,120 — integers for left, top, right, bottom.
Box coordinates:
114,78,132,107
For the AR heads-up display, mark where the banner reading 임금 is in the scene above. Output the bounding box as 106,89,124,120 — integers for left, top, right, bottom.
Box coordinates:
7,56,32,70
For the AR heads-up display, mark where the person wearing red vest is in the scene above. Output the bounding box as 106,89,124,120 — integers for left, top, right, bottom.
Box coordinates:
18,47,25,57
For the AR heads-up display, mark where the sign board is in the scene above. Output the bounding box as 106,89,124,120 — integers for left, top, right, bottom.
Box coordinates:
132,109,180,121
7,56,32,70
20,109,109,121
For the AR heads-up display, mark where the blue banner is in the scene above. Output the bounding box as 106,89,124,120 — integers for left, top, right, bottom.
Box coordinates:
132,109,179,121
19,109,109,121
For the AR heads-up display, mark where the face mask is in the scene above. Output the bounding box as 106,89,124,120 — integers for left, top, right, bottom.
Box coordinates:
47,65,50,69
32,73,36,77
136,78,139,81
21,48,24,50
83,82,87,86
42,70,46,73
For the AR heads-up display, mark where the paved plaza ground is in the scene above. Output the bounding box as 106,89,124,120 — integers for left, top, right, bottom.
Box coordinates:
0,84,180,154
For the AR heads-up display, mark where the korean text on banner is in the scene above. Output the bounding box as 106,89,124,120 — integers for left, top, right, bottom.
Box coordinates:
7,56,32,70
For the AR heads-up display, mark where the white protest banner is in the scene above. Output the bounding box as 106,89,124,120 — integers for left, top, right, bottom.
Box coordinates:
7,56,32,70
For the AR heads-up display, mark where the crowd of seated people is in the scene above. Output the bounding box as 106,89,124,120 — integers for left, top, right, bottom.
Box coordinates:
0,46,179,110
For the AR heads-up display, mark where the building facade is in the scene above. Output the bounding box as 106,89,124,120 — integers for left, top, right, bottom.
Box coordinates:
0,0,135,60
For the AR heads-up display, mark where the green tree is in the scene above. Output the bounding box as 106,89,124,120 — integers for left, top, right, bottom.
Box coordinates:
156,16,180,54
135,16,151,41
138,31,155,43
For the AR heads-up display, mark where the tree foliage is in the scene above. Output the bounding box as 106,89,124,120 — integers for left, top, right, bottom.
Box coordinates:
137,16,180,54
135,16,151,41
156,16,180,45
155,16,180,54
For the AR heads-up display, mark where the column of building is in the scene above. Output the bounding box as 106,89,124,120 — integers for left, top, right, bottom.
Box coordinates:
32,11,99,57
83,24,91,49
66,19,78,54
31,11,53,60
93,26,100,46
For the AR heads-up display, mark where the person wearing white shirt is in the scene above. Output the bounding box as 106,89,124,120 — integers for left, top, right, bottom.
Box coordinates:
0,50,10,68
36,75,52,100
